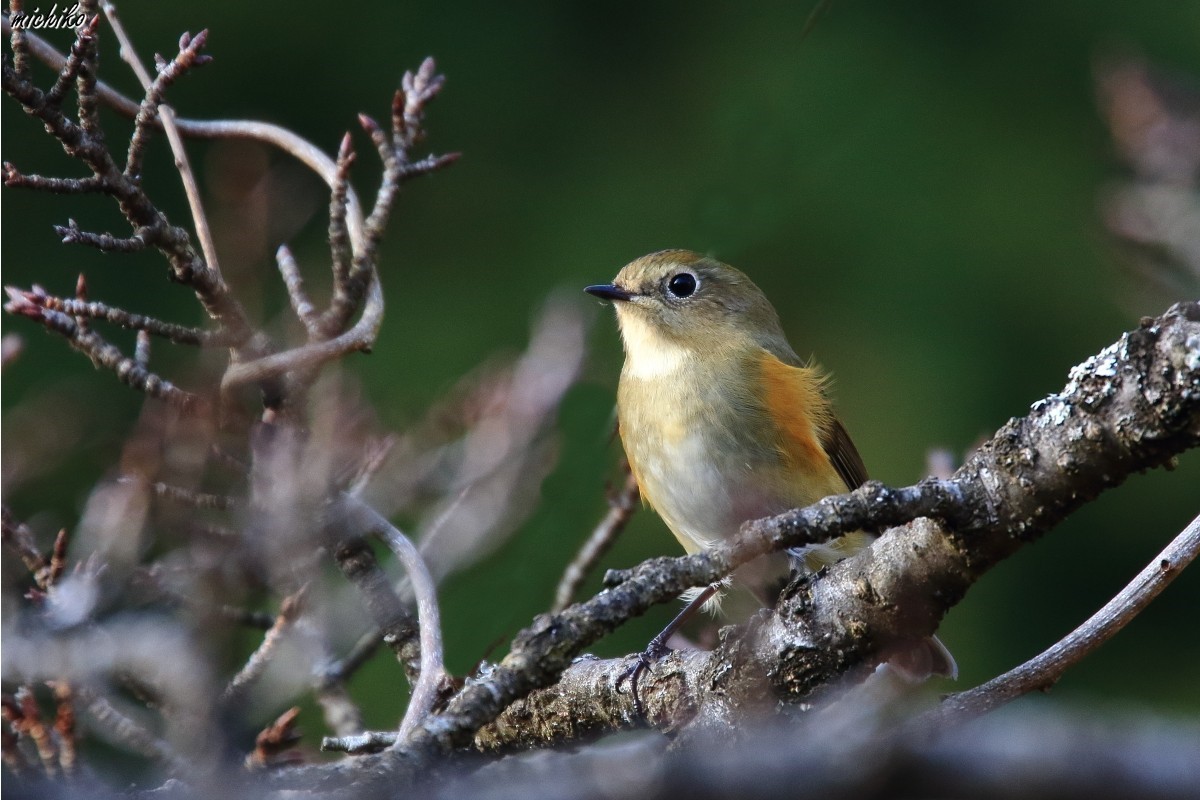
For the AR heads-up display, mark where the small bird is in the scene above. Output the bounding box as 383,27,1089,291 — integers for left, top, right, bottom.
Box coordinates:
586,249,955,683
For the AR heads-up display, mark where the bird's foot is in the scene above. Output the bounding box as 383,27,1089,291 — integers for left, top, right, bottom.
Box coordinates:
617,635,671,719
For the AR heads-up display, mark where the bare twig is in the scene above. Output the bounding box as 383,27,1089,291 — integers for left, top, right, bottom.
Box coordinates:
2,506,50,586
321,133,356,337
276,244,321,338
75,687,188,774
0,18,365,239
49,682,77,775
2,27,255,345
44,14,99,107
2,163,104,193
147,481,238,510
923,512,1200,728
101,2,221,280
54,219,148,252
5,286,230,347
322,729,398,754
552,469,640,613
223,586,308,701
4,294,206,413
246,706,303,769
47,528,68,587
8,0,30,79
313,672,365,739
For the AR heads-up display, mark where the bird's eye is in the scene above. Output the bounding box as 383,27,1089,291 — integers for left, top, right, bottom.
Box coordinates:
667,272,697,298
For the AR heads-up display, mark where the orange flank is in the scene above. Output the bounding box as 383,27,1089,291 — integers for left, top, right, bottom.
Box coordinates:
757,351,834,474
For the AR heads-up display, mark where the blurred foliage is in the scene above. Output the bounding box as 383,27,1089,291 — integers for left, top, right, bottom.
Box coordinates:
3,0,1198,740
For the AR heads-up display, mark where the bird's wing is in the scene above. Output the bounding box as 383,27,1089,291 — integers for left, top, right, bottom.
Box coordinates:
821,416,869,491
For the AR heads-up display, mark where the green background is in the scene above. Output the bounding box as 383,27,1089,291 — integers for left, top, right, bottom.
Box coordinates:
4,0,1199,750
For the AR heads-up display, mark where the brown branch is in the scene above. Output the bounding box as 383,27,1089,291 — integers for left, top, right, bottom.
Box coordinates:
246,707,303,770
3,296,207,414
552,469,640,613
48,682,77,775
380,301,1200,761
43,14,98,107
2,163,105,193
1,23,256,347
5,689,57,777
54,218,148,252
7,1,30,80
102,2,221,281
6,285,230,346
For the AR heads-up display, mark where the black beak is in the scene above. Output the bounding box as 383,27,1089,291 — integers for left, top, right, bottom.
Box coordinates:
584,283,635,302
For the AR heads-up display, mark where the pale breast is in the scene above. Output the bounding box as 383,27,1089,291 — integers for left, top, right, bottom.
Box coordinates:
618,364,798,555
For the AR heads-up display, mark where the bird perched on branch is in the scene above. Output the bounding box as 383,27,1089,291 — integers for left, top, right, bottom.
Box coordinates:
586,250,955,694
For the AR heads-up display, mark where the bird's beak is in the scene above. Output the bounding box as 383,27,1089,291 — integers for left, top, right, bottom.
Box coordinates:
584,283,635,302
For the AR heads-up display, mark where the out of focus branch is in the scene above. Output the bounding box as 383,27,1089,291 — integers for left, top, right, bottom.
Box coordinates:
552,468,640,613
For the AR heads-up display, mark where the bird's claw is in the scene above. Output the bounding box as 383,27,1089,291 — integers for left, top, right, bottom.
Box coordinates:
617,637,671,719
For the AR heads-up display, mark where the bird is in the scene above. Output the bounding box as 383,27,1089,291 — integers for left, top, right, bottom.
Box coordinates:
585,249,956,688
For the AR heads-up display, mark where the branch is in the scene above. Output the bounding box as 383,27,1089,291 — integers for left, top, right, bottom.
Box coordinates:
326,496,446,745
1,20,255,346
5,285,230,347
552,469,640,613
400,300,1200,758
923,511,1200,727
3,296,207,414
102,2,221,279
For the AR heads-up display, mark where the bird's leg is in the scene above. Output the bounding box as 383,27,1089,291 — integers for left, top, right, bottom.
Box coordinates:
618,584,718,718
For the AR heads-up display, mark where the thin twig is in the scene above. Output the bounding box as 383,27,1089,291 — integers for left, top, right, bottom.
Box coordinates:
101,2,221,281
0,18,364,241
3,297,206,414
49,682,77,775
245,707,303,769
147,481,237,510
1,166,105,193
1,506,50,586
552,469,640,613
74,1,102,138
54,219,149,252
321,729,397,754
14,687,57,777
1,26,255,344
923,512,1200,728
5,286,230,347
322,133,355,336
223,587,308,701
8,0,31,80
275,244,321,338
44,14,99,107
76,687,189,773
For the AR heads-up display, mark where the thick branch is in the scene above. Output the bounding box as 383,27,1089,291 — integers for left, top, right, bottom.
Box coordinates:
447,301,1199,753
